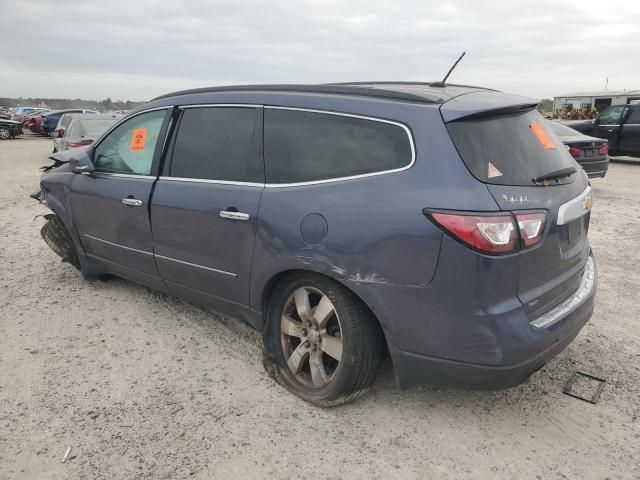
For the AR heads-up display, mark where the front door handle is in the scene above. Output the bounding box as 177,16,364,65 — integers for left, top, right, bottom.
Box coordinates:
220,210,250,221
121,198,143,207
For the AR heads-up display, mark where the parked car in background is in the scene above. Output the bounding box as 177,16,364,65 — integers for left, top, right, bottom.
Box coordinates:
24,112,48,133
570,103,640,157
548,121,609,178
54,113,123,152
11,107,48,122
41,109,97,136
0,119,23,139
35,83,596,406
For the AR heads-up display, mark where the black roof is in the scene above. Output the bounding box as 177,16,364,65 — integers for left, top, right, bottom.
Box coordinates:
151,82,497,104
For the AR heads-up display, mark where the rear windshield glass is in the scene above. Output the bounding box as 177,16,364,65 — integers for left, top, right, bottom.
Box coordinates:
446,109,576,186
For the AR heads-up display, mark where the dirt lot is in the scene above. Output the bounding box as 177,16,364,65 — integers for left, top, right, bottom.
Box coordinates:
1,136,639,479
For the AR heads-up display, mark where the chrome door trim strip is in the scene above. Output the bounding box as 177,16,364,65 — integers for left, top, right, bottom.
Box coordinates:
91,172,157,180
530,256,595,330
158,176,263,187
557,185,593,225
83,234,153,256
154,254,237,278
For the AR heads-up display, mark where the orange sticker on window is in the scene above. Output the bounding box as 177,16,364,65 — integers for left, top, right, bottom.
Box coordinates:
131,128,147,152
529,122,556,150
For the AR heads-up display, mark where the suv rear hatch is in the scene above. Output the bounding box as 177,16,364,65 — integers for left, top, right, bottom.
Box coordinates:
441,91,592,320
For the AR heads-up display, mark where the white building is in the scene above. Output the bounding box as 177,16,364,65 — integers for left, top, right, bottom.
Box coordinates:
553,90,640,114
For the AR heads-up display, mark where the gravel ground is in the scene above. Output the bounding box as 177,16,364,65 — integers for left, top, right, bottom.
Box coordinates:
1,136,639,479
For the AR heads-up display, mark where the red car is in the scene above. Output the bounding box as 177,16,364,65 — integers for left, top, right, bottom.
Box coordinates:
24,113,44,133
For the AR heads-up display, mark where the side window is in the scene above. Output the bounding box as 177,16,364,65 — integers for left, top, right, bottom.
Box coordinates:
598,106,625,125
170,107,260,182
626,107,640,124
93,110,166,175
264,109,413,184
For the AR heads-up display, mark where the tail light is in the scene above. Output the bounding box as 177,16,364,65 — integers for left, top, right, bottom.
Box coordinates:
568,146,582,157
515,212,546,247
426,211,546,255
57,128,65,138
597,144,608,155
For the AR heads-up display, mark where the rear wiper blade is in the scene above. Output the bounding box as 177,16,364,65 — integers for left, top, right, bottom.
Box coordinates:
533,166,576,184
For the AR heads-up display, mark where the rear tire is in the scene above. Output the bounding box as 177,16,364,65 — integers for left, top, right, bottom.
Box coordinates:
263,272,385,407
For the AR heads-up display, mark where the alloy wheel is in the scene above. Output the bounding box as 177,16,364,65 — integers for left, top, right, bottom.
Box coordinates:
280,286,343,388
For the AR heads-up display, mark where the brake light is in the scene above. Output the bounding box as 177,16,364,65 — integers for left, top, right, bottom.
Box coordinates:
597,144,608,155
57,128,65,138
515,213,546,247
429,212,518,254
426,211,547,254
568,146,582,157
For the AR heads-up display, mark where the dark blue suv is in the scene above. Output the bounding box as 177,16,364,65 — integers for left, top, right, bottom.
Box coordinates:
35,83,596,406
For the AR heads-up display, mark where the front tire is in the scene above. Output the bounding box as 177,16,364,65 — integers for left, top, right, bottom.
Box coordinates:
263,272,385,407
0,127,11,140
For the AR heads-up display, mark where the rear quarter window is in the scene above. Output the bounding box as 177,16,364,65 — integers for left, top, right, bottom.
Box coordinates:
446,109,577,186
264,108,413,184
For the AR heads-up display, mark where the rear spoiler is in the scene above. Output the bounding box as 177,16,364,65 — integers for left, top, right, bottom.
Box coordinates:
440,91,539,123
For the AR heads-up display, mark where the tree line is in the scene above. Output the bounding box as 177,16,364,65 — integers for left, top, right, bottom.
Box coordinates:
0,97,145,112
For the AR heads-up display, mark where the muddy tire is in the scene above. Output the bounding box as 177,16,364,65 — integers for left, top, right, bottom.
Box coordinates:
40,214,81,270
263,272,385,407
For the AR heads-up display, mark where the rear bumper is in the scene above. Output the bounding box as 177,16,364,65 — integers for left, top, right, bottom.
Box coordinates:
390,281,594,389
353,248,597,390
578,157,609,178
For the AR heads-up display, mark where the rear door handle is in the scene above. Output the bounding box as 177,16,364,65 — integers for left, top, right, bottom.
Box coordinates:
220,210,250,221
121,198,143,207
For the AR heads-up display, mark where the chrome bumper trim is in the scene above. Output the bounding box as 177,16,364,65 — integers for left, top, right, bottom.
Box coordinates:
530,256,595,330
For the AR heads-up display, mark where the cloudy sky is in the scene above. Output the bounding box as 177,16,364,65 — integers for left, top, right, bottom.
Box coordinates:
1,0,639,101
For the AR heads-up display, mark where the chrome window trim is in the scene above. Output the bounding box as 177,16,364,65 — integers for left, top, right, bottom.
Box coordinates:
263,106,416,188
89,172,157,180
557,185,592,225
83,234,153,256
91,106,173,152
161,104,416,188
155,254,237,278
178,104,262,109
158,176,263,187
530,256,595,330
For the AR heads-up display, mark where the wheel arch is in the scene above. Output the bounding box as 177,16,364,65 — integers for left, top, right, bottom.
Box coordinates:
258,268,389,353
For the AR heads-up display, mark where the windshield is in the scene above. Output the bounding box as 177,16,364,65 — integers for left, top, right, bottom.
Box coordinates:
446,109,577,186
78,118,118,137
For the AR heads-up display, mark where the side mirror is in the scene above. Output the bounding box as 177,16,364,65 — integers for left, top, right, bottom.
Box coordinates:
592,118,599,125
70,156,95,174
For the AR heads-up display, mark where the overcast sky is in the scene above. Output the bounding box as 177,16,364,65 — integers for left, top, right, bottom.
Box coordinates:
1,0,639,101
